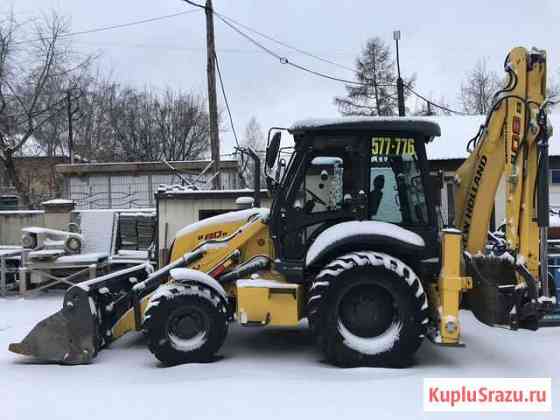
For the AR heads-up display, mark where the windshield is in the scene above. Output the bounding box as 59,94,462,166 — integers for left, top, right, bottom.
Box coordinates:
369,136,429,225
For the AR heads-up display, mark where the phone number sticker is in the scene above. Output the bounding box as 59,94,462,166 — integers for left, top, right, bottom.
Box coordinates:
372,137,416,156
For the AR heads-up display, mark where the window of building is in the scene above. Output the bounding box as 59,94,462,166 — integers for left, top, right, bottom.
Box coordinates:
551,170,560,184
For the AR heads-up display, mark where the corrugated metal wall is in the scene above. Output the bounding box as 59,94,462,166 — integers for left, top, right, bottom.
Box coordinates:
68,171,240,209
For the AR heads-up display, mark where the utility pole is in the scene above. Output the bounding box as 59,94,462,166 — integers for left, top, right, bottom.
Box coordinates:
66,88,81,164
66,90,73,164
393,30,405,117
205,0,221,189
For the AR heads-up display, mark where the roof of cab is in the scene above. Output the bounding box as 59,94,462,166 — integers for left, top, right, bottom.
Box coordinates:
289,116,441,140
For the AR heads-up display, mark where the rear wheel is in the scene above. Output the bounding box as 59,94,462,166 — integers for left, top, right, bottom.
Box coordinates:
307,251,428,367
143,283,228,365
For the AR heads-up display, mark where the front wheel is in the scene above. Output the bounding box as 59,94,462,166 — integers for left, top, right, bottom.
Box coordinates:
307,251,428,367
143,283,228,366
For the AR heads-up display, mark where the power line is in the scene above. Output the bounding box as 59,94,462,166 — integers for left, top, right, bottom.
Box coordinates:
182,2,465,116
212,10,466,115
12,10,200,45
214,12,357,75
214,51,240,148
213,13,395,88
405,86,466,115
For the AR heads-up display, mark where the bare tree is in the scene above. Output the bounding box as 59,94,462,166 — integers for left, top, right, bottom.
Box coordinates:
71,75,120,162
334,37,415,116
413,94,451,116
239,116,265,188
0,11,92,206
101,86,209,162
459,58,500,115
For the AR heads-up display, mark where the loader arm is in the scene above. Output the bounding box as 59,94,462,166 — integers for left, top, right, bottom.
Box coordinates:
9,212,273,364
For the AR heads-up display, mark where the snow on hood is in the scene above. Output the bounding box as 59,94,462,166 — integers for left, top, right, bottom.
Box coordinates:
175,208,269,239
305,220,425,266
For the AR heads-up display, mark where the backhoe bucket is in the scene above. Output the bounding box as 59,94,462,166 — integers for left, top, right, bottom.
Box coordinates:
464,257,516,327
465,255,546,330
9,263,154,364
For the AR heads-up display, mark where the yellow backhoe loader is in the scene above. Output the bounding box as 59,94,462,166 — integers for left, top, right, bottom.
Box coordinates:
9,46,557,367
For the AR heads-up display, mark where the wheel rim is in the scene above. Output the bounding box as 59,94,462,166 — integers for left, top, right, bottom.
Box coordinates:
338,284,396,338
167,306,209,351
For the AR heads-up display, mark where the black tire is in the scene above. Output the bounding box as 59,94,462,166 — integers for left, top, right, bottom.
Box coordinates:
307,251,428,368
143,283,228,366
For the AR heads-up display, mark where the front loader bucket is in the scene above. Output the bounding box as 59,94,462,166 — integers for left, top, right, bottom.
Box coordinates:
9,286,98,364
9,263,154,364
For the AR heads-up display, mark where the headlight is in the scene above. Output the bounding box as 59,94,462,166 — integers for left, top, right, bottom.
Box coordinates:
21,233,37,249
64,236,82,254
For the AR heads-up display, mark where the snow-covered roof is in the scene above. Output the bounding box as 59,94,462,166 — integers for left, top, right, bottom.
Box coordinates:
289,114,560,160
41,199,75,205
290,116,441,139
426,113,560,160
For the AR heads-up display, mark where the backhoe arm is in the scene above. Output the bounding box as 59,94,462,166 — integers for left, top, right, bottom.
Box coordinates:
454,47,547,262
436,47,552,344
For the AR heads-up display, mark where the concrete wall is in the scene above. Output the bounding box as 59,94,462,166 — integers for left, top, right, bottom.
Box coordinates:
0,211,45,245
57,160,242,209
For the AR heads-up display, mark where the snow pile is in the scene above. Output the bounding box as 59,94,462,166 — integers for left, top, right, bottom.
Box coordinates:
338,319,402,355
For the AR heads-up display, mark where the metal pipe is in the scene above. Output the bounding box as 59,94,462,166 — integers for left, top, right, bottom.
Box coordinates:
245,147,261,207
536,108,550,297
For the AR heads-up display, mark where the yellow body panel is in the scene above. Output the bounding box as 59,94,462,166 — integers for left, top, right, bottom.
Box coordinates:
237,283,302,326
438,230,472,344
169,209,301,327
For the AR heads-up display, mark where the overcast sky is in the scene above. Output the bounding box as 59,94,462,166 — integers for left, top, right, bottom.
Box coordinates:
5,0,560,153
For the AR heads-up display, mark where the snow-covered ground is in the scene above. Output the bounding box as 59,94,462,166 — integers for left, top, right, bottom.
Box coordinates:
1,293,558,419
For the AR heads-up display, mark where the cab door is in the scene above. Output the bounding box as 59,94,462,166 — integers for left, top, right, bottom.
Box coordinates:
275,135,367,264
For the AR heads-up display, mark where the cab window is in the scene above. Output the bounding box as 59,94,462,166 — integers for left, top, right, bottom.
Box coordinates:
295,156,345,214
369,136,428,225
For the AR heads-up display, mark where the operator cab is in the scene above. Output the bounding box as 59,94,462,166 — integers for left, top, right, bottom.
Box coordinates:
265,117,441,281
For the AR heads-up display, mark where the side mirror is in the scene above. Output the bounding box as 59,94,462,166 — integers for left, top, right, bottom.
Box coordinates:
266,132,281,170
